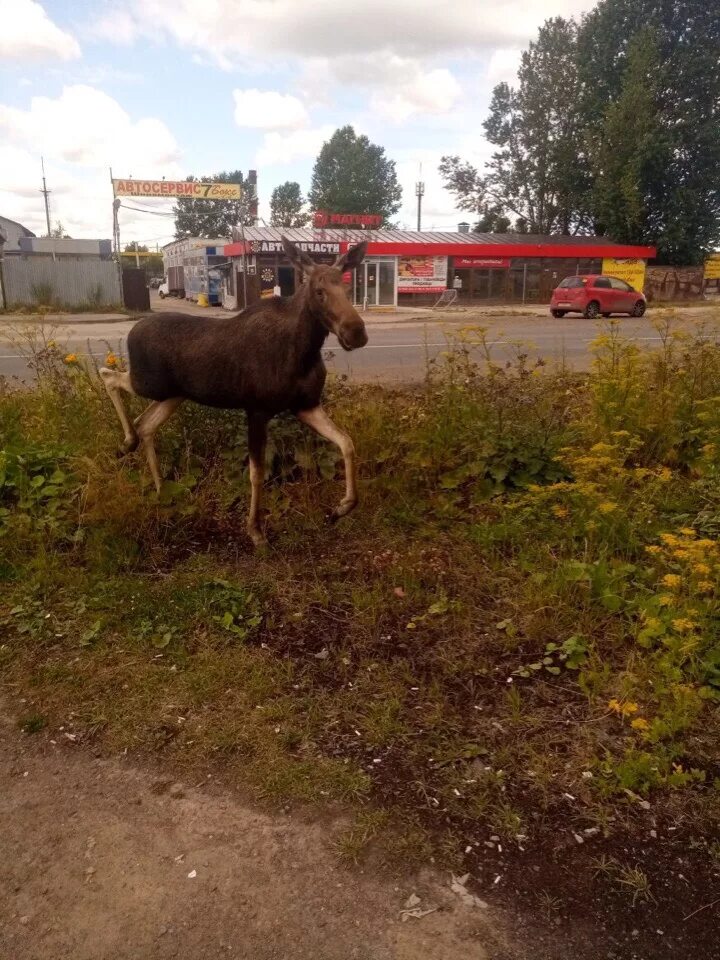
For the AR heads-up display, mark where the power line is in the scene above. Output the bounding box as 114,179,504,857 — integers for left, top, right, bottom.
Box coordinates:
120,202,176,217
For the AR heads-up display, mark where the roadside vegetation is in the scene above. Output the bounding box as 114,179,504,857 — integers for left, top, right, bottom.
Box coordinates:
1,317,719,937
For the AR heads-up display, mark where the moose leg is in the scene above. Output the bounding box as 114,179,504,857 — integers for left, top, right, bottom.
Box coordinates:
134,397,183,492
99,368,138,455
247,413,269,547
297,406,358,521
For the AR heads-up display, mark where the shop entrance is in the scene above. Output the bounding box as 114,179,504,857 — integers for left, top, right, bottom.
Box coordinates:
453,267,508,300
278,266,295,297
353,260,396,306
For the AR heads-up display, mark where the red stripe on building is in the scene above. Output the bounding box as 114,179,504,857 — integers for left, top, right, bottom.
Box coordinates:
338,241,656,259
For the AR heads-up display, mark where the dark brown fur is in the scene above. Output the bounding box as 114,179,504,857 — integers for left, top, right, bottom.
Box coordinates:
100,237,368,545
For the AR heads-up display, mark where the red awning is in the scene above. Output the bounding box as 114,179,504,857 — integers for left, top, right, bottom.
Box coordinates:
338,241,657,259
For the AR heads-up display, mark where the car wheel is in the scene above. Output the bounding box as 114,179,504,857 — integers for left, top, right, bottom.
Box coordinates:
631,300,646,317
584,300,600,319
551,309,566,318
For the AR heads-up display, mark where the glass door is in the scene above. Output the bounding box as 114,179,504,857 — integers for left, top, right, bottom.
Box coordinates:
366,262,378,304
352,261,396,306
378,261,395,305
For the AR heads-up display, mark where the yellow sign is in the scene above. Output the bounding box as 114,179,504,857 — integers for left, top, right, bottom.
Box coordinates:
112,179,242,199
602,258,646,292
704,254,720,281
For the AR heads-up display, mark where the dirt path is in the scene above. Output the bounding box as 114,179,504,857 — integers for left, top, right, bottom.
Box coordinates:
0,712,512,960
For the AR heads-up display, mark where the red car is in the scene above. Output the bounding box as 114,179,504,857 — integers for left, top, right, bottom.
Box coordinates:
550,275,646,319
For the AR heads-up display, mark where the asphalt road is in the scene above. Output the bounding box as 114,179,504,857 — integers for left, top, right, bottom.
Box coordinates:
1,306,718,385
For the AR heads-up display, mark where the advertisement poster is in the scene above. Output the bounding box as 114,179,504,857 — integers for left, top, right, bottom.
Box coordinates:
704,254,720,281
113,179,242,199
397,256,448,293
602,258,646,292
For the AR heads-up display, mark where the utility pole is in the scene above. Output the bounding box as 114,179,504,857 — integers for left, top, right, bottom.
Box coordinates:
415,164,425,232
40,157,52,236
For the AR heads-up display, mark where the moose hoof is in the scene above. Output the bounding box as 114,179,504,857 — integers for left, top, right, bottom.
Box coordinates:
248,527,269,550
117,436,139,458
329,499,357,523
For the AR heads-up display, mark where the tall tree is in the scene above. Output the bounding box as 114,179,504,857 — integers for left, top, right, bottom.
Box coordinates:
49,221,70,238
309,126,402,225
270,181,309,227
474,206,512,233
578,0,720,263
590,30,666,246
173,170,253,239
440,18,591,235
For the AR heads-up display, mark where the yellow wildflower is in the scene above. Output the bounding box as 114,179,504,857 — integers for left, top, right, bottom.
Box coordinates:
660,533,679,547
671,618,697,633
657,467,672,483
551,505,569,518
693,563,711,576
608,699,639,717
679,528,696,538
47,339,57,349
105,352,118,367
658,594,674,606
64,353,78,364
698,581,714,592
598,502,618,514
661,574,682,589
631,718,649,731
645,545,662,556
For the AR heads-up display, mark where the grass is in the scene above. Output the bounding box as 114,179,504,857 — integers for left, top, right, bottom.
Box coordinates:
1,317,720,884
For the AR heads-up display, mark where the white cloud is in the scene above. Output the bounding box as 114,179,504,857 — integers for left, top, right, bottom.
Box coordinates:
88,9,138,45
0,85,181,171
233,89,308,130
487,48,523,85
256,126,335,167
298,53,463,124
93,0,597,62
0,87,183,245
370,64,461,124
0,0,81,61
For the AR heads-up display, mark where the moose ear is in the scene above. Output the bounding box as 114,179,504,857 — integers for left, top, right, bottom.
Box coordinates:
282,236,314,272
334,241,368,273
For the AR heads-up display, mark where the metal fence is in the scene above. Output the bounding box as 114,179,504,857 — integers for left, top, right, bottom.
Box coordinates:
1,257,122,308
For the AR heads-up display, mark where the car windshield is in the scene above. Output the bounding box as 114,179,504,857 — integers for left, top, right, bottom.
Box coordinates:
557,277,585,288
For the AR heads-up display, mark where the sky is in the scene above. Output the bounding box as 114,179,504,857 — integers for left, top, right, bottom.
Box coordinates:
0,0,596,248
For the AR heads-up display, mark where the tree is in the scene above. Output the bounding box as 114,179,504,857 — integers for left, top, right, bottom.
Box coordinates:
270,181,309,227
474,206,512,233
49,221,70,238
578,0,720,263
173,170,253,239
309,126,402,225
440,18,592,235
590,30,666,246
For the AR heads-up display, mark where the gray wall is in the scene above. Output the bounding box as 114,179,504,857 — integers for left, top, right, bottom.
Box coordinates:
1,257,122,308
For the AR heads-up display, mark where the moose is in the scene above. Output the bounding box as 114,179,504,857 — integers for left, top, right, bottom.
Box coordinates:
100,237,369,547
